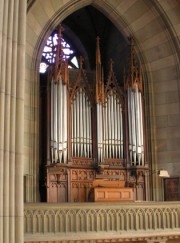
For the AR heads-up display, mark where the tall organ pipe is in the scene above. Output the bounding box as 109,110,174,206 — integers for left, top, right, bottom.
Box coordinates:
127,84,144,165
57,78,62,163
86,97,90,157
71,90,92,158
50,76,68,163
82,92,86,156
50,79,54,162
71,101,74,157
127,88,132,163
104,102,108,158
79,89,83,156
120,104,123,158
73,98,77,157
63,82,68,163
135,85,141,164
114,94,117,158
110,92,114,158
117,100,120,158
97,102,103,162
76,92,80,157
139,94,144,165
107,96,112,158
89,102,92,157
131,90,136,163
53,82,58,162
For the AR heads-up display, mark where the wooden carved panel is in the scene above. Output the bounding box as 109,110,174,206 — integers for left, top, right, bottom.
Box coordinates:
70,169,95,202
47,169,68,202
164,177,180,201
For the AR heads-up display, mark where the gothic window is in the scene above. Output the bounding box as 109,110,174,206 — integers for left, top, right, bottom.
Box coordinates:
39,31,79,73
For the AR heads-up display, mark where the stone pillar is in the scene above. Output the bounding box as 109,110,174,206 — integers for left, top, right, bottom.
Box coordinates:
0,0,26,243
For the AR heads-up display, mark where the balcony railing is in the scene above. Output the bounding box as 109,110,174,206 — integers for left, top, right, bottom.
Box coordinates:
24,202,180,242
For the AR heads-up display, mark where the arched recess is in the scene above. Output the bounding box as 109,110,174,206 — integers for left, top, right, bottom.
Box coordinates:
25,0,180,202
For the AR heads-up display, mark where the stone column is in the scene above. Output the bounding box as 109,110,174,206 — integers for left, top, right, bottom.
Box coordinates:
0,0,26,243
0,0,9,242
15,1,26,242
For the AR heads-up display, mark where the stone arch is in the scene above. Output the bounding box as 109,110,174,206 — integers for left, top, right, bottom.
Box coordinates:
25,0,180,201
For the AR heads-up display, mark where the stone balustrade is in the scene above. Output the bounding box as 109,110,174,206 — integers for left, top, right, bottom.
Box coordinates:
24,202,180,243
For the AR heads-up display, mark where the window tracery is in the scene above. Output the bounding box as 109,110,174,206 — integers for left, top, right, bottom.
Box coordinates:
40,31,79,73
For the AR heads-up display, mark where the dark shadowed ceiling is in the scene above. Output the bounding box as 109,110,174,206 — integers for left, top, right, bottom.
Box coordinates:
62,5,129,85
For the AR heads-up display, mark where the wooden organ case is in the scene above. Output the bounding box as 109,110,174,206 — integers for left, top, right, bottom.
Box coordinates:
42,32,150,203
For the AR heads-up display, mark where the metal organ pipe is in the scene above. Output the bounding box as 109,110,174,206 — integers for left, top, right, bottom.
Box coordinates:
127,84,144,166
73,97,77,157
120,104,123,158
57,78,62,163
79,89,83,156
97,102,103,162
104,102,108,158
63,82,68,163
76,92,80,157
139,94,144,165
71,89,92,158
53,81,58,163
110,92,114,158
135,84,141,165
127,88,132,163
116,99,120,158
114,94,117,158
71,101,74,157
131,89,136,164
50,76,68,164
102,92,123,159
107,95,112,158
86,97,90,157
50,79,54,163
89,101,92,157
82,92,86,157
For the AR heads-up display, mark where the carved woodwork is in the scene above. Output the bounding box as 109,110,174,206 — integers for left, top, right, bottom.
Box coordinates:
92,187,134,202
43,31,150,203
164,177,180,201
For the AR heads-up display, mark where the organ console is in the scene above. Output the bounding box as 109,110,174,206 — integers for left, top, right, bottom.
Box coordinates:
44,27,150,203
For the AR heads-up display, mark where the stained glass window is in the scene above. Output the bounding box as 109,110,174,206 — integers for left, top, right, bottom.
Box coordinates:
40,32,79,73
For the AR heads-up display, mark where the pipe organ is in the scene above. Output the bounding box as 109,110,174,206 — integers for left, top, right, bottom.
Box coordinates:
71,87,92,158
50,76,68,164
44,33,150,203
125,38,144,167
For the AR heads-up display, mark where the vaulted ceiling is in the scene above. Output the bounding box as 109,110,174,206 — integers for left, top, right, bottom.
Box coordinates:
61,5,129,85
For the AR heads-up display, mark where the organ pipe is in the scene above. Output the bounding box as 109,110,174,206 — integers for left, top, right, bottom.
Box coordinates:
103,91,123,159
110,92,114,158
127,85,144,166
82,92,86,156
71,88,92,158
104,102,108,158
48,34,146,169
63,82,68,163
53,81,58,162
50,78,54,162
86,98,90,157
120,104,123,158
89,102,92,157
116,100,120,158
114,94,117,158
76,92,80,157
124,37,145,166
50,75,68,164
